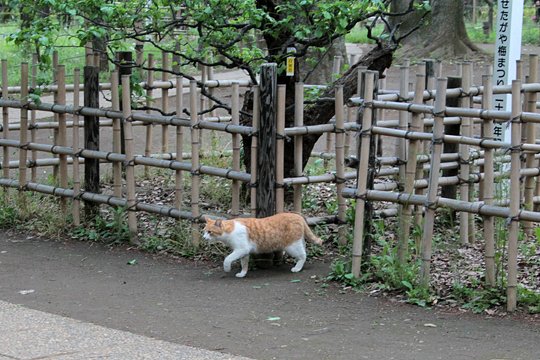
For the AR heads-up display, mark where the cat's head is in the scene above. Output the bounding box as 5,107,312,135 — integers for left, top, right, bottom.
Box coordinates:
202,217,226,242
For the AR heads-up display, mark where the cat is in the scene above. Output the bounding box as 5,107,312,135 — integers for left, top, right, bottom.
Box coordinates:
202,212,323,278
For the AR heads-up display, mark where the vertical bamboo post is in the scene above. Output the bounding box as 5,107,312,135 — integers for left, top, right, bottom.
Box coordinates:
335,85,347,244
199,64,207,149
459,62,472,245
121,75,138,243
351,71,375,278
18,63,29,211
344,105,353,157
175,75,184,209
481,74,496,287
524,54,538,234
144,54,155,177
2,60,9,182
111,71,122,198
52,51,59,181
231,82,241,216
417,60,434,228
506,80,522,312
161,51,169,154
323,56,342,168
276,84,286,213
397,61,410,189
72,69,81,226
250,86,260,216
293,81,304,212
190,80,201,246
465,63,475,245
419,77,448,287
397,73,426,263
57,65,68,216
376,76,386,157
30,54,37,182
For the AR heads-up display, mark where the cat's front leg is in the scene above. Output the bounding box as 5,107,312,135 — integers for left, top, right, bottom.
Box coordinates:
223,249,248,273
235,255,249,278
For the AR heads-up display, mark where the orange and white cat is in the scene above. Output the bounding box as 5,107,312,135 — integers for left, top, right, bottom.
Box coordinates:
203,213,323,278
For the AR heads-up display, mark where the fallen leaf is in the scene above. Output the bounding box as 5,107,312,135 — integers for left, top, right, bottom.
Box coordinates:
423,323,437,328
267,316,281,321
19,289,35,295
127,259,137,265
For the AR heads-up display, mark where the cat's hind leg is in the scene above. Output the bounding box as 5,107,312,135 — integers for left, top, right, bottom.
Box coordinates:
285,239,307,273
236,255,250,278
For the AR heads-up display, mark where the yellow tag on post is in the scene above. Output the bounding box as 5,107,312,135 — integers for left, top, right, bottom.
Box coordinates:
286,57,295,76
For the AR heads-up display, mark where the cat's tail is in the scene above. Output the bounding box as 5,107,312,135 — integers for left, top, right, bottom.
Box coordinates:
303,219,323,245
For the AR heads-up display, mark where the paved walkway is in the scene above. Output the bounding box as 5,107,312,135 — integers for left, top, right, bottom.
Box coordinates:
0,300,249,360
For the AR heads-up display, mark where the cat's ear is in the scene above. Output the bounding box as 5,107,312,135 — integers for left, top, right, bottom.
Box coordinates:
202,216,211,224
215,219,223,228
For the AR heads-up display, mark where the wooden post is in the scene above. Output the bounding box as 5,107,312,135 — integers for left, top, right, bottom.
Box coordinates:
335,86,347,245
175,75,184,209
351,71,376,278
250,86,260,216
30,54,37,182
507,80,522,312
190,80,201,246
121,75,138,244
116,51,132,155
459,63,472,245
52,51,59,181
83,65,100,219
144,54,155,178
481,74,496,287
420,77,448,287
256,63,277,218
397,61,410,188
111,71,122,198
441,76,461,223
161,51,170,154
18,62,29,211
524,54,538,234
323,56,342,168
72,69,81,226
231,82,241,216
416,61,434,228
293,81,303,212
57,65,68,216
397,73,425,264
276,85,286,213
2,60,9,183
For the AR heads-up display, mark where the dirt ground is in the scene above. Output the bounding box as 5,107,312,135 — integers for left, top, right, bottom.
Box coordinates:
0,230,538,360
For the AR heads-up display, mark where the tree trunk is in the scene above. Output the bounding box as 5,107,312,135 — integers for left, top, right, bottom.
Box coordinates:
396,0,481,58
241,43,395,177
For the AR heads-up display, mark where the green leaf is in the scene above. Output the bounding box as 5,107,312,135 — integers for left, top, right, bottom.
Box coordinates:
127,259,137,265
266,316,281,321
290,279,301,283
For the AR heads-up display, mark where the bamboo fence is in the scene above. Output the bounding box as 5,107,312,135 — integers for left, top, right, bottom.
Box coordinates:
1,54,540,312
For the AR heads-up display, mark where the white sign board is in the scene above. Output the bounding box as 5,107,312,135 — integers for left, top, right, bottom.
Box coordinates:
492,0,523,142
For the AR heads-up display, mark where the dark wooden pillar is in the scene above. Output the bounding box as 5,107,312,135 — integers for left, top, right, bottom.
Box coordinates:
256,63,277,218
441,76,461,221
83,65,100,219
255,63,278,268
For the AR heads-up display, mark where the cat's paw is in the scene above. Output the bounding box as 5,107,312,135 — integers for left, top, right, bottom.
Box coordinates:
223,263,232,272
291,266,303,273
235,272,247,278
